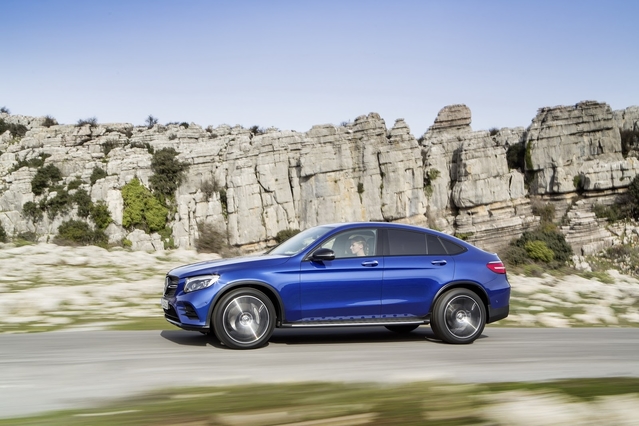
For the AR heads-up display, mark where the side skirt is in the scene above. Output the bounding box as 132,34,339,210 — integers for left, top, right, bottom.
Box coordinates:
280,316,430,328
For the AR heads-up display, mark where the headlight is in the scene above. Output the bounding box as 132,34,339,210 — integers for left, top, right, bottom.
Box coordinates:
184,274,220,293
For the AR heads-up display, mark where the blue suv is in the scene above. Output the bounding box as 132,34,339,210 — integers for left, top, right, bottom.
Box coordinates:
162,222,510,349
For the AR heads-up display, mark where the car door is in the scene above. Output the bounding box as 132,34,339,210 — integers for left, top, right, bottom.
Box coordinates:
299,228,382,321
381,229,455,317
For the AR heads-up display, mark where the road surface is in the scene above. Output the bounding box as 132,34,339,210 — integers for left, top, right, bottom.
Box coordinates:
1,327,638,419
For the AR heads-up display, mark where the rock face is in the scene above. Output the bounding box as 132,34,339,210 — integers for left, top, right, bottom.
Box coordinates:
1,101,639,255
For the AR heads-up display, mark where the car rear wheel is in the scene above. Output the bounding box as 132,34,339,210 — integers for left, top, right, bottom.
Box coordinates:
385,324,420,333
213,288,275,349
430,288,485,344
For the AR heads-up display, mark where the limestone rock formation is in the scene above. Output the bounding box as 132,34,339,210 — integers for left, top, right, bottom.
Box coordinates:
1,101,639,256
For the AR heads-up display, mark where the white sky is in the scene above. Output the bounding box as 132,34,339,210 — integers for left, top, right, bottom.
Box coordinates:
2,0,638,136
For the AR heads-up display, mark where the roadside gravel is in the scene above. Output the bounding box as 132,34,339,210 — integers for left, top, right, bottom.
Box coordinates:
1,243,638,333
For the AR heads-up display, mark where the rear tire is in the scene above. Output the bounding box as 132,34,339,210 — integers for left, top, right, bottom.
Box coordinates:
385,324,419,333
430,288,485,344
212,288,275,349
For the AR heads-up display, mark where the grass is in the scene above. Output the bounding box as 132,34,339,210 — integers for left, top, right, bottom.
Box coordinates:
2,379,638,425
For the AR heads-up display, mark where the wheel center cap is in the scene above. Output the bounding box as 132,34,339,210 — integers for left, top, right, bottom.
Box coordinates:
239,313,252,325
456,311,467,321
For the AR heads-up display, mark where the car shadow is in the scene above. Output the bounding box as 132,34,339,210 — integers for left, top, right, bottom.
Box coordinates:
160,327,487,348
269,326,442,345
160,330,225,348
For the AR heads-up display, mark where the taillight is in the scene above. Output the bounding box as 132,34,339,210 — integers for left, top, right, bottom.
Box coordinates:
487,260,506,274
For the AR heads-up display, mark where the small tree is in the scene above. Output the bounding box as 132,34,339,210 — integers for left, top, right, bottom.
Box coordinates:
0,223,7,243
145,115,159,129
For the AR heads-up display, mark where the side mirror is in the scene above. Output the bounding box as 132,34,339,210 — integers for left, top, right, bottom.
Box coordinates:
311,248,335,261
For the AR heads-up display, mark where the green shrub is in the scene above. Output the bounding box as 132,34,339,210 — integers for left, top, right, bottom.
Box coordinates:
121,178,168,232
149,148,189,201
22,201,43,222
101,140,119,156
42,115,57,127
357,182,364,194
16,232,37,243
72,188,92,217
31,164,62,195
145,115,159,128
627,174,639,219
90,167,107,185
55,220,107,246
531,201,555,223
275,228,301,243
0,223,6,243
501,245,530,266
0,106,9,114
12,153,51,172
593,203,624,222
67,177,83,190
525,240,555,263
130,141,154,153
489,127,499,136
76,117,98,127
0,119,28,137
44,188,71,218
249,125,264,136
513,228,573,264
195,222,228,253
89,201,112,230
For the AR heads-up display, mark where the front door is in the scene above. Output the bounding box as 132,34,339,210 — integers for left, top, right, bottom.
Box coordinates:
299,228,382,321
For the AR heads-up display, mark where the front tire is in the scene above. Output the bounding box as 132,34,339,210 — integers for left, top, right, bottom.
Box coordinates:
430,288,485,344
213,288,275,349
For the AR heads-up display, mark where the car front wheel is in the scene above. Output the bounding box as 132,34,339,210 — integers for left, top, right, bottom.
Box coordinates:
430,288,486,344
213,288,275,349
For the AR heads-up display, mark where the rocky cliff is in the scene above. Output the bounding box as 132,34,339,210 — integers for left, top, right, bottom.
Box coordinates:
1,101,638,254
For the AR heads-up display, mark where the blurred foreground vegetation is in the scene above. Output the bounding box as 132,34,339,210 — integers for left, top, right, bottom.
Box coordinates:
3,379,638,425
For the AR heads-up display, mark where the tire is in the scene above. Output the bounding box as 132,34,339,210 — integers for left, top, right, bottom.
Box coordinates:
385,324,420,333
212,288,275,349
430,288,486,344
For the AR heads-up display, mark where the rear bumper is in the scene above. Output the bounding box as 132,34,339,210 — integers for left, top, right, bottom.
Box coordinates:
487,304,509,323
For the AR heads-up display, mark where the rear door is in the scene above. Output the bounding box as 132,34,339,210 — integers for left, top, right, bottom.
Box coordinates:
381,229,455,317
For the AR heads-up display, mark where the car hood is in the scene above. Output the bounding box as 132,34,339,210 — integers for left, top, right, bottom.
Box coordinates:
167,254,291,278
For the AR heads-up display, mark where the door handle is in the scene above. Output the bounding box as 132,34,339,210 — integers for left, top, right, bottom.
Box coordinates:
361,260,379,267
431,260,447,266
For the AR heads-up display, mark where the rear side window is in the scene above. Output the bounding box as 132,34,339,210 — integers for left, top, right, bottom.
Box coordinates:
426,234,447,255
387,230,427,255
440,237,466,254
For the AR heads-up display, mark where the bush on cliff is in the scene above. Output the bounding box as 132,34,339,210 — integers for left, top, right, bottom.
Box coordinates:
122,178,168,233
54,220,107,247
31,164,62,195
0,223,7,243
0,119,28,138
149,148,189,203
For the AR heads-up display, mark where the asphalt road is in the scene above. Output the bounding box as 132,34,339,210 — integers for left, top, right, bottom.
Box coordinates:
1,327,638,419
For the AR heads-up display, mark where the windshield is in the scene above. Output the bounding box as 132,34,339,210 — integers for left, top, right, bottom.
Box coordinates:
269,226,333,256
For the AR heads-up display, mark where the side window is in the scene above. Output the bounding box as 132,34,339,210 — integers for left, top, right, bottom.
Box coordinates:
440,237,466,255
387,229,427,256
319,229,378,258
426,234,447,255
